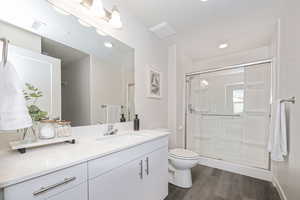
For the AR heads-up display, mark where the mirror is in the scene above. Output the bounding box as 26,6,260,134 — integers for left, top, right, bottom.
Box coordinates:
0,1,135,127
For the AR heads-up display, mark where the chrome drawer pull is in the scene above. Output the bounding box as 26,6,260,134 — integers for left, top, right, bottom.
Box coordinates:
139,160,143,179
145,157,149,175
33,177,76,196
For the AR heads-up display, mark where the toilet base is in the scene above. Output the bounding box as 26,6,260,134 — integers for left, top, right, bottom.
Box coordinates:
169,168,193,188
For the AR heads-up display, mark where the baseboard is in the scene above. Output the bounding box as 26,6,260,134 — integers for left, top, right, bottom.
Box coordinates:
197,156,272,182
272,175,287,200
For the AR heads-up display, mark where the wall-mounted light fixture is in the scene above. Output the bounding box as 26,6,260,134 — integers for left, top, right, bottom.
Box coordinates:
47,0,122,36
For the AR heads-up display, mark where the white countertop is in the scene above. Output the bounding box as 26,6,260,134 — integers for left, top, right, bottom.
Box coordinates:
0,125,170,188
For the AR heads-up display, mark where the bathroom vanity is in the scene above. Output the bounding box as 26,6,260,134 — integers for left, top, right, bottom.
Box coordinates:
0,129,169,200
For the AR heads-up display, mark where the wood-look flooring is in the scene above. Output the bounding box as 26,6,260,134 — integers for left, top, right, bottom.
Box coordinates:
165,165,281,200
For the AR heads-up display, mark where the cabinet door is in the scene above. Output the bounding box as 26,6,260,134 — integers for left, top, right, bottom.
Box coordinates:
89,158,144,200
143,147,169,200
46,183,87,200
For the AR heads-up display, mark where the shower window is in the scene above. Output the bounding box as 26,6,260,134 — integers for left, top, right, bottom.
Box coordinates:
232,88,244,114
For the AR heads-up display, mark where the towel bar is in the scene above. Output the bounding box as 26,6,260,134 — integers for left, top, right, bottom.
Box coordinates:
280,97,295,104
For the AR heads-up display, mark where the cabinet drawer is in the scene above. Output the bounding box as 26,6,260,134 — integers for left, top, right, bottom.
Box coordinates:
4,163,87,200
88,137,168,179
46,182,88,200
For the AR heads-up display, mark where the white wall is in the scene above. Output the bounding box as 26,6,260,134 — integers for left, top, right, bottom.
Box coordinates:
121,52,135,121
176,49,193,148
272,1,300,199
168,45,177,148
102,0,168,129
0,21,41,53
90,56,124,124
62,56,91,126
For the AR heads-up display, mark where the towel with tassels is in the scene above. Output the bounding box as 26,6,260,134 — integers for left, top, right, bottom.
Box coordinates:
0,61,32,130
267,99,288,161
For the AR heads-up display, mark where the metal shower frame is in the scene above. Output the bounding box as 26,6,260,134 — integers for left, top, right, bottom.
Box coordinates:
183,59,273,149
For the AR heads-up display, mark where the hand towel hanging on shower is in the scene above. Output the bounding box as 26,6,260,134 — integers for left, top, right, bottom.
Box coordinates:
267,99,288,161
0,61,32,130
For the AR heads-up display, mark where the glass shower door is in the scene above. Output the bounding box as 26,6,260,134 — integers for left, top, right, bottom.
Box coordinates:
186,63,271,169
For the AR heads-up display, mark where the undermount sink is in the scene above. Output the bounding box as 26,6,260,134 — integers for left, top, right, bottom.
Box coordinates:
96,134,148,144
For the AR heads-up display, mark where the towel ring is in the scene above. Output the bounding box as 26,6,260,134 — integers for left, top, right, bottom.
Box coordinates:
0,38,9,66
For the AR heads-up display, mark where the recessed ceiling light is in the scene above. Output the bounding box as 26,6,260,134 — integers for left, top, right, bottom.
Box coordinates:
219,43,229,49
104,41,113,48
78,19,91,27
201,0,208,2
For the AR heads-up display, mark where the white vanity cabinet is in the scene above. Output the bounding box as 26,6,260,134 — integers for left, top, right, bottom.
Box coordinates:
88,137,168,200
142,147,168,200
1,135,168,200
46,183,88,200
4,163,88,200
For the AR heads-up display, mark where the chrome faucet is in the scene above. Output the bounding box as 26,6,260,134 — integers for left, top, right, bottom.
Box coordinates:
104,124,118,136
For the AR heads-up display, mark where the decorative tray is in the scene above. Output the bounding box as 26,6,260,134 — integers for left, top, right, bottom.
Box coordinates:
9,137,76,154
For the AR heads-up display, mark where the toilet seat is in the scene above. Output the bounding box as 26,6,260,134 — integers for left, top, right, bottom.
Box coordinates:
169,148,199,160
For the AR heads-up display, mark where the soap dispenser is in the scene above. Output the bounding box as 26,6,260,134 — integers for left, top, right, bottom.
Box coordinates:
134,114,140,131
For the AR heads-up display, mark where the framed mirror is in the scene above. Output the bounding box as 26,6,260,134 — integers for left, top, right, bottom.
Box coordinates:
0,0,135,127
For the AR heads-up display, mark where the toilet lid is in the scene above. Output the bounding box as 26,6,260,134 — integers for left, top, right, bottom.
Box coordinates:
169,148,199,159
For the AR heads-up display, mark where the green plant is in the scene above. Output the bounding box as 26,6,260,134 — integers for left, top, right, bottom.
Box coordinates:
23,83,48,121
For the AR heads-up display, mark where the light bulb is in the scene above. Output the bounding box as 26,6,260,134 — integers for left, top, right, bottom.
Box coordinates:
219,43,229,49
91,0,106,18
109,6,122,29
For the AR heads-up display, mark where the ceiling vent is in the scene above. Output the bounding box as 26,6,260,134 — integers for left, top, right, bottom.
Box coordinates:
149,22,176,39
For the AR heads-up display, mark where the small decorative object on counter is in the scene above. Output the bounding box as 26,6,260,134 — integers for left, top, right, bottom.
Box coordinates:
120,114,126,122
56,120,72,137
134,114,140,131
39,120,56,139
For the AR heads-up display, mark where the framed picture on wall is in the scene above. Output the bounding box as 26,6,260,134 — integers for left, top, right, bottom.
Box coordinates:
147,67,162,99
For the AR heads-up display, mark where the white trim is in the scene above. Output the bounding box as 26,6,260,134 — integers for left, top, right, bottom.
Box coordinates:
272,175,287,200
197,156,272,182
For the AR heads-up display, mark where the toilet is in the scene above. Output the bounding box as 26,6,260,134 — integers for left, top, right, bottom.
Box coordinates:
168,148,199,188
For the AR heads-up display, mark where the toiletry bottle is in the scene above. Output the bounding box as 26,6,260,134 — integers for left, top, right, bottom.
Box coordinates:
120,114,126,122
134,114,140,131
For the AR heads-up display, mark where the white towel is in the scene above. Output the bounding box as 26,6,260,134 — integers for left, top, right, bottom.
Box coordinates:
100,105,122,124
0,61,32,130
267,100,288,161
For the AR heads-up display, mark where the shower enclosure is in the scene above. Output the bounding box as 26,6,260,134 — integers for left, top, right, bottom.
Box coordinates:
185,60,271,169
